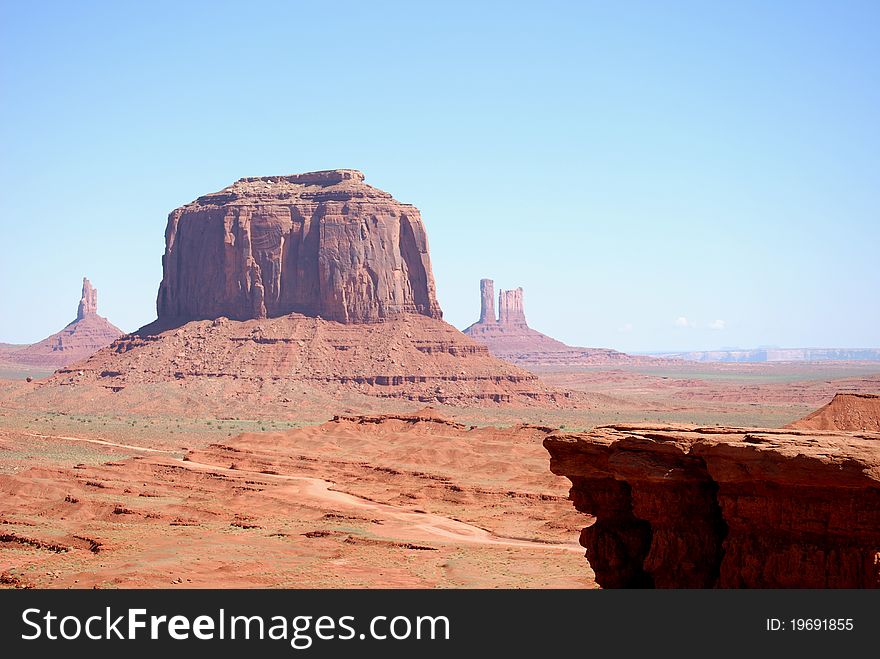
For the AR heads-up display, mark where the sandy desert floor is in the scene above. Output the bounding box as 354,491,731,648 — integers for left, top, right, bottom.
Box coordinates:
1,360,878,589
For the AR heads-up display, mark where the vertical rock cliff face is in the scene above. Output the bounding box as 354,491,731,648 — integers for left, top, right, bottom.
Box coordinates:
478,278,496,324
545,424,880,588
156,170,443,326
498,287,526,326
76,277,98,320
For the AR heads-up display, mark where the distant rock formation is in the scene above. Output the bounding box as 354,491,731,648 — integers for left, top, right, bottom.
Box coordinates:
545,423,880,588
478,278,496,325
77,277,98,320
155,169,443,327
463,279,644,367
653,347,880,362
2,278,123,370
31,173,578,408
788,393,880,432
498,287,526,325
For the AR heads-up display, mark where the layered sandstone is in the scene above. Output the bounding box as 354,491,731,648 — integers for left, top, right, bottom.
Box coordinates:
156,169,442,326
545,424,880,588
2,278,123,370
464,279,643,367
788,393,880,432
48,313,570,406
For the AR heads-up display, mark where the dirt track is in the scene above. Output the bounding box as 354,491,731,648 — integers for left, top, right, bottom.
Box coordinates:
22,430,583,554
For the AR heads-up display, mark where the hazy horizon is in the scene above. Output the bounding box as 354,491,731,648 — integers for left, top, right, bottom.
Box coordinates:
2,1,878,352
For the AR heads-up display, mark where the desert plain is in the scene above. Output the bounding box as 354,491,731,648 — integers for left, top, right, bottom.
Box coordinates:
2,357,878,589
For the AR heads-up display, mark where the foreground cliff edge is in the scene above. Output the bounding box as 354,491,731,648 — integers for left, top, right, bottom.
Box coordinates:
545,423,880,588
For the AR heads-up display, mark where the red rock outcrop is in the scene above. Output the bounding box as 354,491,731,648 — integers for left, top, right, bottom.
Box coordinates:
478,278,496,325
545,424,880,588
498,287,526,325
464,279,648,367
156,170,442,326
787,393,880,432
2,278,123,370
48,313,572,407
76,277,98,320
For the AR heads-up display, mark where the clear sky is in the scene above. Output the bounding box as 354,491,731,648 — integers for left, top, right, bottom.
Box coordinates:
1,1,878,352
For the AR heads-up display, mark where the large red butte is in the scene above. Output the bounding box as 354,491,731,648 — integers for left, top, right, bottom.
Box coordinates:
157,170,443,326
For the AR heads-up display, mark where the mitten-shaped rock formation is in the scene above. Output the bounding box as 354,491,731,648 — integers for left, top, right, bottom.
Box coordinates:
156,170,443,326
464,279,641,367
5,278,123,369
545,424,880,588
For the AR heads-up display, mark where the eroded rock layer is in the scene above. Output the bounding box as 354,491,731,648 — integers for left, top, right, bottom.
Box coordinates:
157,170,443,326
47,313,573,406
787,393,880,432
545,424,880,588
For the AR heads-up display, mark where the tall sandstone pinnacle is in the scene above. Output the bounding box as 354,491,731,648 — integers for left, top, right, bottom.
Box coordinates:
156,169,443,326
3,277,123,369
76,277,98,320
478,278,496,324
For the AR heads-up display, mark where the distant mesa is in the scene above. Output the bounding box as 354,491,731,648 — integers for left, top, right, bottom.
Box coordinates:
787,393,880,432
463,279,645,367
1,277,123,371
37,172,576,408
654,347,880,362
153,168,442,329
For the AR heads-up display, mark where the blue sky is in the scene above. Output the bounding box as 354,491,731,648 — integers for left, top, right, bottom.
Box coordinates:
1,1,878,352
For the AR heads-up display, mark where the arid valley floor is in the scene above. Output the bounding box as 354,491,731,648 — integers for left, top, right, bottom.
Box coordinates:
2,359,878,589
